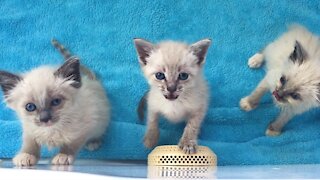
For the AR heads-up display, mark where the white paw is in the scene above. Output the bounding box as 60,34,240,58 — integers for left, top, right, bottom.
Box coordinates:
178,139,197,154
52,153,74,165
240,97,257,111
248,53,264,68
85,139,102,151
265,128,281,136
13,153,38,167
265,124,281,136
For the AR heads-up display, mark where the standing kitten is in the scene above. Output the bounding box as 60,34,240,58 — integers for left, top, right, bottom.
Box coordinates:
0,40,110,166
240,25,320,136
134,38,211,154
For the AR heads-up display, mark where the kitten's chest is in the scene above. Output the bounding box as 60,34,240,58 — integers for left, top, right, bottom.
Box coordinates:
32,127,72,148
148,89,206,122
160,101,188,122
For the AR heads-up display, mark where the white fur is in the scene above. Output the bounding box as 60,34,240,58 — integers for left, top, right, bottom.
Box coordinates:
6,65,109,165
241,25,320,136
263,25,320,111
143,41,209,123
135,39,210,154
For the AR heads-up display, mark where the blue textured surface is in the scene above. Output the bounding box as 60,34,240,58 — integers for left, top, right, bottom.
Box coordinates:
0,0,320,165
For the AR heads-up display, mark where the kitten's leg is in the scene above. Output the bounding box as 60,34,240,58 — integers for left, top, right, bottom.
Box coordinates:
240,77,269,111
13,134,40,166
143,111,159,148
266,110,294,136
248,53,264,68
178,110,205,154
52,138,85,165
85,138,102,151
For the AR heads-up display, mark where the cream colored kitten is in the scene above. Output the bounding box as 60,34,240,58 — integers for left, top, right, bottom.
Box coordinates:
134,38,211,154
0,42,110,166
240,25,320,136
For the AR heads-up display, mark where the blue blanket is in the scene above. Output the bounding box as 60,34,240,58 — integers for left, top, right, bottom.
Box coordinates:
0,0,320,165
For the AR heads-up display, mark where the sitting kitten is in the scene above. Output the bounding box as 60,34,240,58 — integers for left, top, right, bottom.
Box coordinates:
134,38,211,154
240,25,320,136
0,40,110,166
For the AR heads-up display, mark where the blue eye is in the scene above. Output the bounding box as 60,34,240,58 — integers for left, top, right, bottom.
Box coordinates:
290,93,300,100
25,103,37,112
155,72,165,80
178,73,189,80
51,98,62,106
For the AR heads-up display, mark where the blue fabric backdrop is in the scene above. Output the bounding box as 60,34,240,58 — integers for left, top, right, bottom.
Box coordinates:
0,0,320,165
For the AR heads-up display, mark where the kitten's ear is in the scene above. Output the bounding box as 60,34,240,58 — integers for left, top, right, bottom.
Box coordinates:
133,38,155,65
189,39,211,65
0,71,21,95
289,41,307,65
54,57,81,88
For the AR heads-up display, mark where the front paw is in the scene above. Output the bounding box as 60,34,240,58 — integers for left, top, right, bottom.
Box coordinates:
240,96,258,111
178,139,197,154
248,53,264,68
265,124,281,136
13,153,38,167
143,129,159,148
52,153,74,165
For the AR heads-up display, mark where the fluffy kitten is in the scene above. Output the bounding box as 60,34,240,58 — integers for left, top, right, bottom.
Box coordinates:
240,25,320,136
0,40,110,166
134,38,211,154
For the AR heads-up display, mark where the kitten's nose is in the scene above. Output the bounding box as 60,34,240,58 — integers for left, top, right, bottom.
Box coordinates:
39,110,52,123
167,84,177,93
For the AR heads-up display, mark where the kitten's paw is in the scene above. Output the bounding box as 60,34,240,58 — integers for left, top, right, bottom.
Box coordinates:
13,153,38,167
52,153,74,165
178,139,197,154
85,139,102,151
240,97,257,111
248,53,264,68
143,129,159,149
265,125,281,136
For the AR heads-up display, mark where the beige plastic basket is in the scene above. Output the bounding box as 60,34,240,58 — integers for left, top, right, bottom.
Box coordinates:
148,145,217,166
148,165,217,179
148,145,217,179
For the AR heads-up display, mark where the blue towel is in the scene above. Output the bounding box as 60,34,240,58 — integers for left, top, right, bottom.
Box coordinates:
0,0,320,165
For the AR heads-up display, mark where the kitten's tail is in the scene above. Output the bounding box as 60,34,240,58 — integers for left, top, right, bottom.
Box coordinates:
51,39,96,80
51,39,72,60
137,91,148,121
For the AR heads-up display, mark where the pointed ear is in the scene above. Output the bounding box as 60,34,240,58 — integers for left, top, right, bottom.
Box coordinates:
0,71,21,95
189,39,211,65
289,41,308,65
133,38,155,65
54,57,81,88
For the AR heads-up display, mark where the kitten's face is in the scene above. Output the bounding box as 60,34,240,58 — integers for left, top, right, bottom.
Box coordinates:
272,41,320,107
0,58,81,127
134,39,211,100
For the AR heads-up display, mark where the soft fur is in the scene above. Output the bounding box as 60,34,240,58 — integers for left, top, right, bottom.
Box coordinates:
240,25,320,136
0,54,109,166
134,38,211,154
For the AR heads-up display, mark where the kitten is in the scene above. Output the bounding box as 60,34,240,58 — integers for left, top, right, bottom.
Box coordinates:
0,40,110,166
240,25,320,136
134,38,211,154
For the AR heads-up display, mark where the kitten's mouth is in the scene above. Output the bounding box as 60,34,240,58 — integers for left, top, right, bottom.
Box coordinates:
36,120,55,127
164,94,179,100
272,90,283,102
